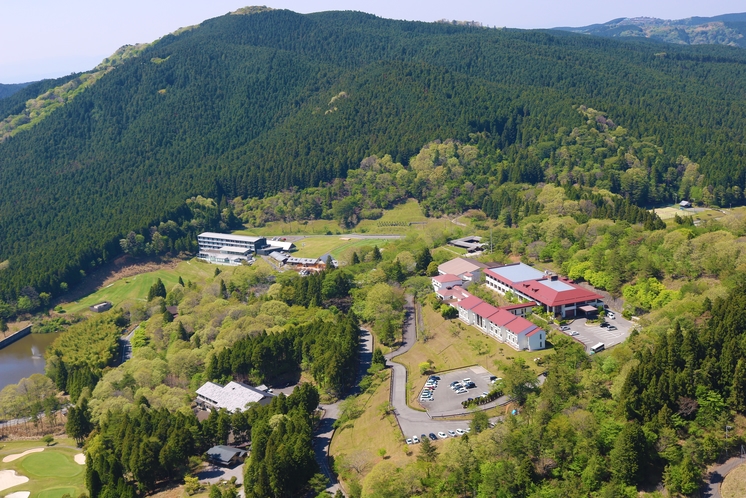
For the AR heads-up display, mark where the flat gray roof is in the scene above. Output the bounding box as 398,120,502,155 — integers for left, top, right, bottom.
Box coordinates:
196,381,269,412
540,279,574,292
199,232,264,243
489,263,545,284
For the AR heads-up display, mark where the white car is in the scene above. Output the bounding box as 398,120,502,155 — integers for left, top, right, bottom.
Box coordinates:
570,330,579,336
456,428,465,435
456,388,467,394
462,378,471,383
412,436,420,444
607,312,615,319
406,438,413,445
448,430,457,437
438,432,448,439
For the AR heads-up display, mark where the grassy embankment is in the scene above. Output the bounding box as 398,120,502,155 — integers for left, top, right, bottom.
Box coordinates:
236,199,462,237
395,305,553,410
722,461,746,498
0,437,85,498
61,259,232,314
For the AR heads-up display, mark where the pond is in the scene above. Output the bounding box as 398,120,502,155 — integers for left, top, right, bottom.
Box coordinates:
0,332,61,390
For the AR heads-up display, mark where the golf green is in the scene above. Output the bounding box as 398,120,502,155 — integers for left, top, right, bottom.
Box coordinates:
20,452,82,478
37,487,78,498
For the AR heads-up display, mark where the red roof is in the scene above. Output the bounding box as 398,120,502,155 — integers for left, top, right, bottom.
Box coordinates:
525,327,544,337
457,295,483,311
472,302,500,319
432,274,462,283
505,315,537,336
486,268,603,307
501,301,537,310
486,309,518,327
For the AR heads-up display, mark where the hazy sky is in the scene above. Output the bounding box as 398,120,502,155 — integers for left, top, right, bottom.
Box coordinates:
1,0,744,83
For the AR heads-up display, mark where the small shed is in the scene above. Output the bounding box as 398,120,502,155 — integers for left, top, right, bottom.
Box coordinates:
89,301,112,313
206,445,247,467
679,200,692,208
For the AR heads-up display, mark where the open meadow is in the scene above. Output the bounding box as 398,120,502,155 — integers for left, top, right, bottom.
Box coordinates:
60,259,241,314
0,438,85,498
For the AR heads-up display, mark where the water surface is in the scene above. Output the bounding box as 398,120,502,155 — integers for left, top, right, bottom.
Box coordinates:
0,332,61,390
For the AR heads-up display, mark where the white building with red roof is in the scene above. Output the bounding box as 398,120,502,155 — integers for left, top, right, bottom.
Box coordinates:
485,263,603,318
431,273,464,293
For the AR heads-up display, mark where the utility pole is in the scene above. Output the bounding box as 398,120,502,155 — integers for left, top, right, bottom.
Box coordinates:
490,227,493,254
726,425,733,458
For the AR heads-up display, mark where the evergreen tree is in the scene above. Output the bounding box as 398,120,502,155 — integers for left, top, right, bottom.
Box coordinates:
214,267,222,277
610,421,646,486
418,437,438,463
351,252,360,265
372,246,383,262
178,276,185,286
372,347,386,366
147,278,167,301
415,247,433,274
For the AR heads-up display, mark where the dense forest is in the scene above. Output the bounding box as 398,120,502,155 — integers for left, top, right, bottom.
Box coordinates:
2,8,746,307
0,82,32,100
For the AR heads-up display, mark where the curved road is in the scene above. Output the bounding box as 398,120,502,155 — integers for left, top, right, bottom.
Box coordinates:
703,456,746,498
385,296,484,437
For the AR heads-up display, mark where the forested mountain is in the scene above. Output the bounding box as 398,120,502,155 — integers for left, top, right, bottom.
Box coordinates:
556,12,746,47
0,82,32,100
2,8,746,305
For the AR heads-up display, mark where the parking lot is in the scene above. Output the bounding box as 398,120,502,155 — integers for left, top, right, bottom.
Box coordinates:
417,366,501,416
563,312,637,352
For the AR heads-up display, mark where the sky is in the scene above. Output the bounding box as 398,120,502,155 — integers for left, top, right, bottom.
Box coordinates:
1,0,744,84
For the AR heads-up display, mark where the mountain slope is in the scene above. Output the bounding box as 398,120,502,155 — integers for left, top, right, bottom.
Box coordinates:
2,9,746,300
556,12,746,47
0,82,33,100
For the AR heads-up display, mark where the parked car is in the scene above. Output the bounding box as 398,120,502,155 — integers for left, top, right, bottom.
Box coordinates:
465,382,477,389
438,432,448,439
456,388,468,394
456,428,465,435
448,430,457,437
607,312,616,319
608,325,618,331
429,376,441,381
599,322,609,328
412,436,420,444
406,438,413,444
421,434,428,441
429,433,438,441
482,391,489,397
570,330,579,336
462,378,472,383
559,325,570,331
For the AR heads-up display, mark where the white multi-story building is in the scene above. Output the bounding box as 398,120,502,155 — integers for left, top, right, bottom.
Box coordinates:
198,232,267,265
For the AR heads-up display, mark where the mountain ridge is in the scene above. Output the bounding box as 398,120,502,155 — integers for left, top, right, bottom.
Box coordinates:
555,12,746,47
1,8,746,304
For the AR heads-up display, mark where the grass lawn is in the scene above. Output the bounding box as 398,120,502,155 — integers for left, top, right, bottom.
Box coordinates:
61,259,220,314
0,438,85,498
330,370,413,484
396,305,553,407
291,236,392,259
722,461,746,498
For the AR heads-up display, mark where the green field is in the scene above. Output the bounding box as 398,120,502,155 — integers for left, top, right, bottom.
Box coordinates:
61,259,222,314
0,438,86,498
292,236,392,259
21,452,82,478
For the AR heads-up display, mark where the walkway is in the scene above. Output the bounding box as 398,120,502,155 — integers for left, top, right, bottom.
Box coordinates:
703,455,746,498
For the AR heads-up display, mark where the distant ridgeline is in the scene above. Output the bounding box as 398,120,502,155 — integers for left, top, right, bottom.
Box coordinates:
1,8,746,306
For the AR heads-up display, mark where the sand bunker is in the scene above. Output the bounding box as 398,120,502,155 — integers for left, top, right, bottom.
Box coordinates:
1,448,44,463
74,453,86,465
0,470,29,493
6,492,31,498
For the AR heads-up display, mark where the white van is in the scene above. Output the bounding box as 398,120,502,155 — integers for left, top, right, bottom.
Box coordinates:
590,343,605,354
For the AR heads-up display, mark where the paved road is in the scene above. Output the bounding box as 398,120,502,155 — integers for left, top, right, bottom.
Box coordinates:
385,296,479,438
703,456,746,498
312,328,373,496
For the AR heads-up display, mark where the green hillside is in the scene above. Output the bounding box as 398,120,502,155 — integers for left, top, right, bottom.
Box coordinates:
1,8,746,303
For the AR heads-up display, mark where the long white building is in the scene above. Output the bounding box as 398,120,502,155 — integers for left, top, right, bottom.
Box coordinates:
198,232,267,265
